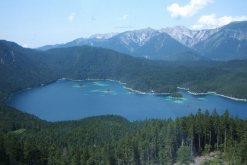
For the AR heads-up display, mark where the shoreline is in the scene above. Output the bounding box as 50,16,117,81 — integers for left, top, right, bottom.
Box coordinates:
177,87,247,102
86,78,171,96
5,78,247,103
4,79,58,102
58,77,127,85
59,78,247,101
59,77,171,96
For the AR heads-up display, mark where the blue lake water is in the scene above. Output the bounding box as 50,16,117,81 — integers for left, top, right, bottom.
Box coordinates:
7,79,247,121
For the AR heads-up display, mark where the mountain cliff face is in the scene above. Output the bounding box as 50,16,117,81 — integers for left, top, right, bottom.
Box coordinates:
38,21,247,61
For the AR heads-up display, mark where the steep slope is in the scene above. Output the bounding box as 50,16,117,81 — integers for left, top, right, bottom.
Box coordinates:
0,40,57,98
194,21,247,60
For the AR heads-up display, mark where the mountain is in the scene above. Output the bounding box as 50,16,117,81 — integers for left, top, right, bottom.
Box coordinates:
40,33,119,50
194,21,247,60
95,29,201,60
39,28,202,61
161,26,218,47
39,21,247,61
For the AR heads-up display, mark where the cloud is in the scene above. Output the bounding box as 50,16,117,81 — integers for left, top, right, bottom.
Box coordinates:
167,0,214,18
68,12,76,21
192,14,247,29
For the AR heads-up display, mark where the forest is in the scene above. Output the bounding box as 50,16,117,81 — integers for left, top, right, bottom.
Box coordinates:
0,105,247,165
1,41,247,164
1,41,247,101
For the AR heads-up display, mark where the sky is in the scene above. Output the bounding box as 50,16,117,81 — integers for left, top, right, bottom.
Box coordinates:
0,0,246,47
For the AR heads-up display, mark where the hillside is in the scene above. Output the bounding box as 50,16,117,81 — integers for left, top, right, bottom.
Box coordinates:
1,40,247,101
0,105,246,164
43,46,247,99
0,40,58,100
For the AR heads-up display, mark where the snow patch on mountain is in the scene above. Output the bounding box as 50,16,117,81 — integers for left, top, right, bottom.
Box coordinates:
89,33,118,40
160,26,219,47
118,28,160,46
222,29,247,40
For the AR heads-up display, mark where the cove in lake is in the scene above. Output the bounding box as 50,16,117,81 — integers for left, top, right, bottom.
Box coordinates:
7,79,247,121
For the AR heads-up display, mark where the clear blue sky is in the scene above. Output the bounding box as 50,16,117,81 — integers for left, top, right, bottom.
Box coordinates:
0,0,246,47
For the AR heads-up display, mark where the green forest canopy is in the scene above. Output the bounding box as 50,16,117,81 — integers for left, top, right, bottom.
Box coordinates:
1,41,247,164
0,105,247,165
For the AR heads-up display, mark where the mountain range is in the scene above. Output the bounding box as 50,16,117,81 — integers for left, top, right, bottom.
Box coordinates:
39,21,247,61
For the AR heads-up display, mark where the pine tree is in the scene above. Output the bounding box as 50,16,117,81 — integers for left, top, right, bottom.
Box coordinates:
176,145,194,165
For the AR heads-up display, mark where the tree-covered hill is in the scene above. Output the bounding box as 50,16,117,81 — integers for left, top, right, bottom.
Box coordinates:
0,40,58,101
1,40,247,101
44,46,247,99
0,105,246,164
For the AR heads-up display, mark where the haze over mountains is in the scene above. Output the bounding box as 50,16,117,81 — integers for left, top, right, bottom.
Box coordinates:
39,21,247,61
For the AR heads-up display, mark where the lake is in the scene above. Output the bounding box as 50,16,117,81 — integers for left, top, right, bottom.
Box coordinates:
7,79,247,121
